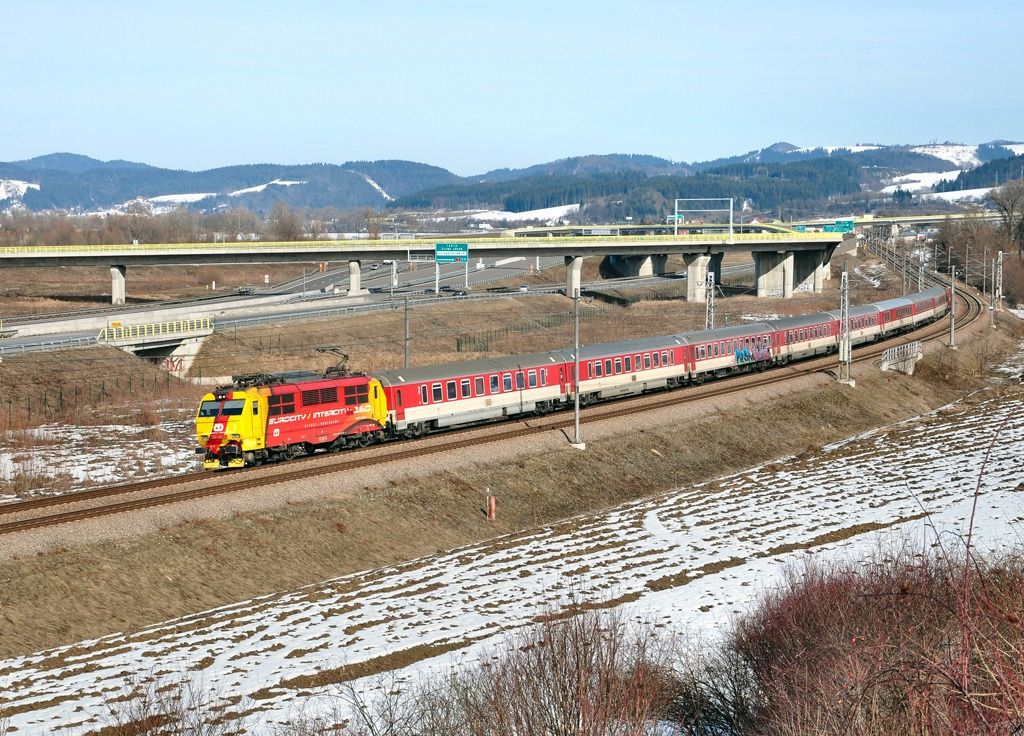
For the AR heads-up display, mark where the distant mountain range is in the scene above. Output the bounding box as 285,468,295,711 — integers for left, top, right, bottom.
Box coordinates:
1,141,1022,217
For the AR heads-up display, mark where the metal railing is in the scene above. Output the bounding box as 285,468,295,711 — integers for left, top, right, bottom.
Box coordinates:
0,231,842,256
97,317,214,342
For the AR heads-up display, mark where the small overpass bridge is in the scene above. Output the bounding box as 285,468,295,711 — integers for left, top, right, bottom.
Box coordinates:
0,230,844,304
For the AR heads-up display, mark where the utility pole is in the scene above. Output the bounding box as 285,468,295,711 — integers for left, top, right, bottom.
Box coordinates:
570,288,585,450
403,296,410,368
838,265,854,386
995,251,1004,312
704,271,715,330
948,267,957,350
901,244,909,296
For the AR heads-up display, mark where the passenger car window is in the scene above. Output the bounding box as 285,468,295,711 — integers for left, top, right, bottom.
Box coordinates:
503,374,512,391
490,375,499,393
625,356,632,371
528,370,537,388
461,379,470,397
475,377,485,395
432,384,442,402
516,372,525,390
447,381,457,400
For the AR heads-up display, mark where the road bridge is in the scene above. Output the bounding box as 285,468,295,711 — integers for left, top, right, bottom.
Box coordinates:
0,231,843,304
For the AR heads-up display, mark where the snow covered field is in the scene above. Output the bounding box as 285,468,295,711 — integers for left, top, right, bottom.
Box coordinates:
1,383,1022,733
0,419,196,504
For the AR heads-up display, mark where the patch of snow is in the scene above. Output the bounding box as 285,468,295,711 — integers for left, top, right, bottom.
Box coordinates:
147,192,217,204
0,179,40,201
853,264,886,287
354,173,394,202
1004,143,1024,156
229,179,306,197
881,170,962,194
922,187,992,203
911,144,982,169
0,419,197,502
469,203,580,223
2,390,1023,733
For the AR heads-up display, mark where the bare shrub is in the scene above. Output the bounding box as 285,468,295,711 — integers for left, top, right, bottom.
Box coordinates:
281,608,677,736
681,544,1024,736
99,672,241,736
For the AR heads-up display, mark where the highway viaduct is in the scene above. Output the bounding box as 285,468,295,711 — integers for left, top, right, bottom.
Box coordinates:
0,231,844,304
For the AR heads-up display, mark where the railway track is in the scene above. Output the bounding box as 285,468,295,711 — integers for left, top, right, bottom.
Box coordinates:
0,286,985,536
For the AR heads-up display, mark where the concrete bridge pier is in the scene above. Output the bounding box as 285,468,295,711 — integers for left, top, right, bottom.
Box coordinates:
710,253,723,285
794,251,823,293
755,251,794,298
347,260,368,296
684,254,711,301
565,256,584,296
111,265,126,305
635,254,668,277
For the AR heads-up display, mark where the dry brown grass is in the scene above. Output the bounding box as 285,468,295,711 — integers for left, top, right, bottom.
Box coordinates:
0,252,1004,660
0,360,980,660
0,347,196,434
188,251,900,380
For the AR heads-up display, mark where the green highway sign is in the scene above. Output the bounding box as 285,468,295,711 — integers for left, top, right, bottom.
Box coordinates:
834,219,854,232
435,242,469,263
794,225,807,232
823,225,839,232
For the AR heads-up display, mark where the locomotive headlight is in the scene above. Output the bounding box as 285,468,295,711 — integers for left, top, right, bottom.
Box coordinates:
231,434,241,439
200,435,209,442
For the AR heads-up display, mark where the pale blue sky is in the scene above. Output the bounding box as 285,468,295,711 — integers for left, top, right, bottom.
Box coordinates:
3,0,1021,175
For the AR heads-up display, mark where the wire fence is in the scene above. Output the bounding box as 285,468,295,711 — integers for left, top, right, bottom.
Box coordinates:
1,371,190,433
454,307,602,352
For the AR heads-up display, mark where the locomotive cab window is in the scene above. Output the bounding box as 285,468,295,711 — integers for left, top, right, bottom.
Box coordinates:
200,398,246,417
252,403,259,416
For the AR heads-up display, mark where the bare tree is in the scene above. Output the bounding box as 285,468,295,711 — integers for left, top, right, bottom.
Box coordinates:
268,202,304,241
988,180,1024,254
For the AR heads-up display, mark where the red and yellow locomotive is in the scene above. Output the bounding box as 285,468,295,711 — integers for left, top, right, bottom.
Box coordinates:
196,367,388,469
